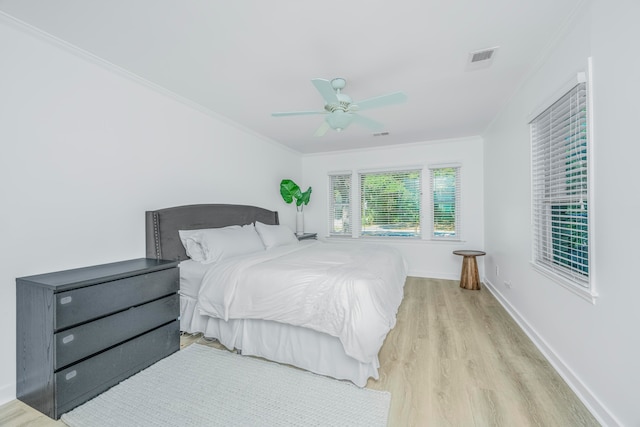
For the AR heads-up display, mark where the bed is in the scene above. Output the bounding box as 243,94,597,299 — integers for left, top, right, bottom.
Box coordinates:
145,204,407,386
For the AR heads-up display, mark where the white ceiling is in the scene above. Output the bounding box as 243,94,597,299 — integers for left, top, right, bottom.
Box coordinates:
1,0,583,154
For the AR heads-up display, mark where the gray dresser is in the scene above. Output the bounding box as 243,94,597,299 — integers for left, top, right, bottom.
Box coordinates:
16,258,180,419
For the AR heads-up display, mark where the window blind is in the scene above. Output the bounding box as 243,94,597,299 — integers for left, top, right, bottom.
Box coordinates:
328,174,352,235
359,169,421,237
531,81,590,287
429,166,460,239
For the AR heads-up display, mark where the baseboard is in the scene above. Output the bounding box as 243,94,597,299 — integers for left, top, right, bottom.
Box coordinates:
408,269,458,281
483,278,620,427
0,381,15,407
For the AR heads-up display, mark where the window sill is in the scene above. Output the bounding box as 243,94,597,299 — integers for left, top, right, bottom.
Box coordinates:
325,235,466,244
530,262,597,304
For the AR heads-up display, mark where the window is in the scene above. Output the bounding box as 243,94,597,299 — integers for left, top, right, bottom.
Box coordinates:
359,169,421,237
430,166,460,239
328,173,352,235
531,78,591,291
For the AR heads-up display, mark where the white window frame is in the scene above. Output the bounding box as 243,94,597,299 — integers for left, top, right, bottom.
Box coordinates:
326,163,464,241
529,67,596,303
429,164,461,240
328,172,352,236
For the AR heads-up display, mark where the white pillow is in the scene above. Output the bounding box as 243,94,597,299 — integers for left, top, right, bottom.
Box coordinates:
179,228,226,262
179,225,264,263
255,221,298,249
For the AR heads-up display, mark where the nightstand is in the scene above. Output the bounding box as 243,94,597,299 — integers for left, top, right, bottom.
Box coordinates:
297,233,317,240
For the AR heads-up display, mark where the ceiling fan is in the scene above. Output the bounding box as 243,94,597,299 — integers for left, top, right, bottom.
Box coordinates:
272,78,407,137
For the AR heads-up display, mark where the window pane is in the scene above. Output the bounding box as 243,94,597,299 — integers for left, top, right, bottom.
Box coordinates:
431,167,459,238
551,204,589,275
531,81,590,287
329,174,351,235
359,170,421,237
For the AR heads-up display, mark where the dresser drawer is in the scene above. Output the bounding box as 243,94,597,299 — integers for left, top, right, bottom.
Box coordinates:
55,268,178,330
54,294,179,370
55,320,179,417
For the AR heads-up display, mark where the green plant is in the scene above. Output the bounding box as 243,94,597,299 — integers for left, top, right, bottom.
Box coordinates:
280,179,312,210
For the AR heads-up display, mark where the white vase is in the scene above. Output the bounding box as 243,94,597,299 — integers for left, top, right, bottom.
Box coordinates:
296,210,304,236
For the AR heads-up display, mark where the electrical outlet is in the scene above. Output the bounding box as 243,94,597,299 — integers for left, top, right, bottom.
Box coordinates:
504,281,512,289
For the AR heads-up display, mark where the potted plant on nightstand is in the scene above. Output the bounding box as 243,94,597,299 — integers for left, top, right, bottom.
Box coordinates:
280,179,312,236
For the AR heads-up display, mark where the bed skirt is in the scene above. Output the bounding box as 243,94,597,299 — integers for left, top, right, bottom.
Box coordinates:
180,295,380,387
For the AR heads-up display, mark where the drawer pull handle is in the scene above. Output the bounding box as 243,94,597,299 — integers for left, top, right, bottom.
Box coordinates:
65,370,77,381
60,296,73,305
62,334,74,344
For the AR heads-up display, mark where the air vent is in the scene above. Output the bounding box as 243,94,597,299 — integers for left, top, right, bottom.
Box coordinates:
466,46,499,71
471,49,494,63
373,132,389,137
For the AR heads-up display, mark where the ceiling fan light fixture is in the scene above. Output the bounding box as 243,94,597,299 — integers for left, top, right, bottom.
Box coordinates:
326,110,353,131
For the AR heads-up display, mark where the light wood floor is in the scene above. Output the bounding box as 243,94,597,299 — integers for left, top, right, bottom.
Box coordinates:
0,277,599,426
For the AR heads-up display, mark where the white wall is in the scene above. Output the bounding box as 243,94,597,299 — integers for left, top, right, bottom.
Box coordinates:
0,19,301,404
301,137,484,279
7,1,635,423
483,1,639,425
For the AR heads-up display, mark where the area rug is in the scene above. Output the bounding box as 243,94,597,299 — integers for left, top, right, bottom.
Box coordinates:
61,344,391,427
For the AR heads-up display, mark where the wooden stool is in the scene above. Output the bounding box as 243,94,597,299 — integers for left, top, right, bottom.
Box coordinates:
453,250,486,290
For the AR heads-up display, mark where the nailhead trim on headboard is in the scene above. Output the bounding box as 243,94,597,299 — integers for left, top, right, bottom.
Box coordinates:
152,212,162,259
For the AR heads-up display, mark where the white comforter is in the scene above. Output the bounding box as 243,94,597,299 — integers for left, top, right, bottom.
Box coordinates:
196,241,407,364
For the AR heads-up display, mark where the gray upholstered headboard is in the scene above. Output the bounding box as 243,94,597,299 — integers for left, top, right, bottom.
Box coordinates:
145,204,279,261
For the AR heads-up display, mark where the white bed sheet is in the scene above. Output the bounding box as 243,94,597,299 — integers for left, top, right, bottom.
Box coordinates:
179,259,209,299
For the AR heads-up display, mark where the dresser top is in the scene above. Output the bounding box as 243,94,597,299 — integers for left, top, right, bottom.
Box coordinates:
16,258,179,291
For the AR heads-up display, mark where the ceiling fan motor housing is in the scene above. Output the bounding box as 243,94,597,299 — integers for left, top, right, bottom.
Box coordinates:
324,93,353,113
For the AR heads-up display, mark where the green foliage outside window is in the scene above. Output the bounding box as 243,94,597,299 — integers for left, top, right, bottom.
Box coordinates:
551,204,589,275
432,168,457,237
331,175,351,234
360,170,420,237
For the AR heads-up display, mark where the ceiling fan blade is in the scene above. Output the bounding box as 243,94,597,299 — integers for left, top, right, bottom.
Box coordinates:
311,78,339,105
272,111,325,117
351,113,385,131
313,121,331,137
354,91,407,111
